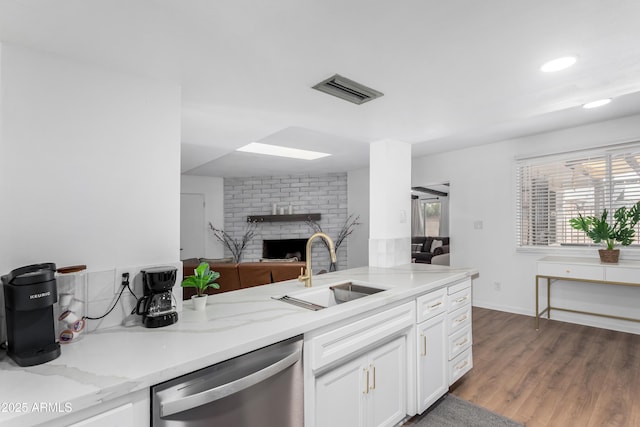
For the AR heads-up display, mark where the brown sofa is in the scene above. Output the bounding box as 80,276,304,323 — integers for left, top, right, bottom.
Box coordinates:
181,258,305,300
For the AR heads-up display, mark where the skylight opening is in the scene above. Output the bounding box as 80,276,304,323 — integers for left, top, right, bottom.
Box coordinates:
236,143,331,160
583,98,612,109
540,56,577,73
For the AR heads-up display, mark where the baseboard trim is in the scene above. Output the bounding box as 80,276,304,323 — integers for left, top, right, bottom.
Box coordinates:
472,300,640,335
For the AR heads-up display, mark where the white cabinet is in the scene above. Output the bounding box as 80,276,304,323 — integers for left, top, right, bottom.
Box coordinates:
315,355,366,427
315,337,407,427
44,389,149,427
416,313,447,413
305,302,414,427
368,337,407,427
446,279,473,385
416,288,446,321
306,278,475,425
67,403,133,427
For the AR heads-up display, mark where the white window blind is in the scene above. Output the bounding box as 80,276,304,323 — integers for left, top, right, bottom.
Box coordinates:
516,143,640,248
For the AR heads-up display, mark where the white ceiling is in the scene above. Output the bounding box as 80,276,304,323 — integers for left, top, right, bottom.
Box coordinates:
2,0,640,177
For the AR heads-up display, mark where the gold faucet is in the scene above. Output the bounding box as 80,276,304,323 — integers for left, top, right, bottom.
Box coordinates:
298,232,337,288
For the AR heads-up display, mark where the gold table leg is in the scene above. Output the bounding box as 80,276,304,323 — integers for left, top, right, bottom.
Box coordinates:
547,278,551,319
535,276,539,330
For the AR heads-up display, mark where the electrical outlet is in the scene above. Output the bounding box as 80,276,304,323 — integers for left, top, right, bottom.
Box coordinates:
114,267,141,294
114,270,129,294
494,281,501,291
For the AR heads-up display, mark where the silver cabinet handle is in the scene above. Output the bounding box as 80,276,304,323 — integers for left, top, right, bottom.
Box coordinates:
456,338,469,348
454,314,468,324
363,368,369,394
428,301,443,309
456,360,469,371
371,364,376,390
160,346,301,417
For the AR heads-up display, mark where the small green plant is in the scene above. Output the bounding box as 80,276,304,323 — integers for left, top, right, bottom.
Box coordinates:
181,262,220,297
569,202,640,249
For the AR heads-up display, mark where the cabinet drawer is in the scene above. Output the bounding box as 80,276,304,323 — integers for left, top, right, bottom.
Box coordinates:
448,287,471,312
604,267,640,285
449,347,473,385
417,288,447,322
308,302,415,372
537,262,604,281
448,326,472,360
447,305,471,335
448,278,471,295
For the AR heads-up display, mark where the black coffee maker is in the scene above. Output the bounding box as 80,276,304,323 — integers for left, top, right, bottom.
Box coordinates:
135,266,178,328
1,263,61,366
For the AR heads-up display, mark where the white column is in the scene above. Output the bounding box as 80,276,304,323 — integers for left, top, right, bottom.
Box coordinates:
369,139,412,267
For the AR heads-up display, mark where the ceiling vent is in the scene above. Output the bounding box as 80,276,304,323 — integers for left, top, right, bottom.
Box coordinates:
312,74,384,105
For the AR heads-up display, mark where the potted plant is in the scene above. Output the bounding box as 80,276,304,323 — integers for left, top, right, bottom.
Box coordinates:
569,202,640,263
181,262,220,310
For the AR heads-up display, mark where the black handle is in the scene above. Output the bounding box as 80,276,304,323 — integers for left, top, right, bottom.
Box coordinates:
136,296,150,315
5,263,57,284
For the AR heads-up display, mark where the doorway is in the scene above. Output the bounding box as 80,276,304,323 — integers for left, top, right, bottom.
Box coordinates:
180,193,205,260
411,183,450,237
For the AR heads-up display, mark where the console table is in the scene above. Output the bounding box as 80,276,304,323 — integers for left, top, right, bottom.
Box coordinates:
535,256,640,330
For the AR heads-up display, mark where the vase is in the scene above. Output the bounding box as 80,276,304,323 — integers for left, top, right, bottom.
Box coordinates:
598,249,619,263
191,294,208,311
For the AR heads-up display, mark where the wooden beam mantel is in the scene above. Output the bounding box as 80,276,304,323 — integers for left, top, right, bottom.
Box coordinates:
247,213,321,223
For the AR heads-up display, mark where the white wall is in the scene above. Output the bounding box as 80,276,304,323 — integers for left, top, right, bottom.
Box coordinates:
0,43,181,273
412,113,640,333
347,168,369,268
180,175,225,259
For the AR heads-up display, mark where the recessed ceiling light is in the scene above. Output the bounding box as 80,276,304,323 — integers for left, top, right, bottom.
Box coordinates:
583,98,612,109
236,142,331,160
540,56,577,72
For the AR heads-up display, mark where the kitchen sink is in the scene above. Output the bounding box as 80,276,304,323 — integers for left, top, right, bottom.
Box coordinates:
274,282,385,311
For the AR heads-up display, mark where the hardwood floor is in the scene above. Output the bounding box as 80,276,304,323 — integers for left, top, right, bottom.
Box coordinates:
450,307,640,427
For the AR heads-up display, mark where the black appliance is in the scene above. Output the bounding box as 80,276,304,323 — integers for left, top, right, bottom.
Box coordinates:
1,263,61,367
136,266,178,328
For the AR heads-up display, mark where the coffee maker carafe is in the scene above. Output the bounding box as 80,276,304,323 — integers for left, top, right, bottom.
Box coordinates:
135,266,178,328
1,263,61,366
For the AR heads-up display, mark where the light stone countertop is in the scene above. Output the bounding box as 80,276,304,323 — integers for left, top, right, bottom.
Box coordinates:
0,263,476,426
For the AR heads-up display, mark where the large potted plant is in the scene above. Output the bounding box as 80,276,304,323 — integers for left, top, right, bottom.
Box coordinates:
569,202,640,263
181,262,220,311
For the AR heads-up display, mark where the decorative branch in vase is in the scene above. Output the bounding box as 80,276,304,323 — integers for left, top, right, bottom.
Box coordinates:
306,213,361,271
208,220,258,263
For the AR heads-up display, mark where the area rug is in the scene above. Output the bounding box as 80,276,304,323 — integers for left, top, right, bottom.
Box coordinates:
408,394,524,427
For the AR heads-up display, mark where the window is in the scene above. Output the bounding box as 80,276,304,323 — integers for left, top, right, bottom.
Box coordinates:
421,200,441,237
516,143,640,248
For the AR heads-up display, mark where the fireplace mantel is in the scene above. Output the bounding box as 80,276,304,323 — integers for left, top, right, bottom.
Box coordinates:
247,213,321,223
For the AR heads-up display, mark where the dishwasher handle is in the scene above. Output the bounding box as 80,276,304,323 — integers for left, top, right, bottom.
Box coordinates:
160,345,301,417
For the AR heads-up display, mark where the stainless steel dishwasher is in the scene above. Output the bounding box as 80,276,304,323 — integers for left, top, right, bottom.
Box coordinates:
151,335,303,427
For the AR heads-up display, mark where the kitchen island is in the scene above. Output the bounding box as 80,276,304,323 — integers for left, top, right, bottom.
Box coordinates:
0,263,475,426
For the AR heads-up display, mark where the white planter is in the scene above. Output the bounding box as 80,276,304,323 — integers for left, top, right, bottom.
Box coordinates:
191,294,208,311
